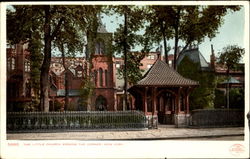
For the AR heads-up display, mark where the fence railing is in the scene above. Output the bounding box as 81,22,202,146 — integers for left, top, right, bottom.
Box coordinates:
189,109,244,128
7,111,147,132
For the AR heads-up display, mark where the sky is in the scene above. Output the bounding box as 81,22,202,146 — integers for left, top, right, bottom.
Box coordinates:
102,6,246,62
5,4,247,62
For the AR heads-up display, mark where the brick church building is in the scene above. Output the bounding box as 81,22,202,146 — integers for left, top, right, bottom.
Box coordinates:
7,42,31,111
6,23,164,112
7,23,244,114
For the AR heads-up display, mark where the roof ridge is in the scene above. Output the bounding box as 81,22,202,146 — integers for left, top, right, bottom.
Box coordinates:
141,58,161,78
136,59,199,86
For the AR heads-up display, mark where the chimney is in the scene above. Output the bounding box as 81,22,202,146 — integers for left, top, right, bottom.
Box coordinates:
157,52,161,60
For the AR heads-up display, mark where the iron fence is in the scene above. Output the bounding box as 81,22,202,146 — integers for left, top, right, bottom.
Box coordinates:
7,111,147,133
189,109,244,128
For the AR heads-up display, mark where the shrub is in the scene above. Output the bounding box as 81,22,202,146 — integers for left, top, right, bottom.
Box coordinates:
214,89,226,109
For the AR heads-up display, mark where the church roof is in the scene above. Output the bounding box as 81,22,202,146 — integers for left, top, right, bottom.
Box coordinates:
97,23,108,33
134,59,199,87
177,48,210,70
97,14,108,33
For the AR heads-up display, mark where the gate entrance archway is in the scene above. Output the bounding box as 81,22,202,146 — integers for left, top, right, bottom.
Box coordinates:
95,95,107,111
128,55,198,128
158,91,176,124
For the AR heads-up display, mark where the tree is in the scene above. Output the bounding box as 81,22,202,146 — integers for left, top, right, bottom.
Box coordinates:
144,6,241,70
7,5,102,112
28,37,43,110
143,6,173,64
53,14,87,111
111,6,145,110
117,51,145,85
178,56,216,110
218,45,245,108
218,45,245,75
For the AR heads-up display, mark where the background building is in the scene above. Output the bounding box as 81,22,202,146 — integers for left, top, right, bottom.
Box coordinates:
7,25,244,112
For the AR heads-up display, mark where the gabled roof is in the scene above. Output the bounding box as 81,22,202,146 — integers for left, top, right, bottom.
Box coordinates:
177,48,210,70
221,76,241,84
97,24,108,33
135,59,198,87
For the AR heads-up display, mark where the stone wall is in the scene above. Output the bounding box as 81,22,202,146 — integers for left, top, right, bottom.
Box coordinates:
175,114,190,128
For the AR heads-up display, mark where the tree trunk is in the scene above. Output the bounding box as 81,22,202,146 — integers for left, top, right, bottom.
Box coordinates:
163,33,168,64
173,8,181,70
87,61,92,111
161,23,168,64
123,10,128,111
61,45,69,111
40,6,52,112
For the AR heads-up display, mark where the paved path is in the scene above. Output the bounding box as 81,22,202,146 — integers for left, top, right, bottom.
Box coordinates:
7,126,244,140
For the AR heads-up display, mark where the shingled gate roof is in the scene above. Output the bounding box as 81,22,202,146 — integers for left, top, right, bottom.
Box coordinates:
135,59,199,87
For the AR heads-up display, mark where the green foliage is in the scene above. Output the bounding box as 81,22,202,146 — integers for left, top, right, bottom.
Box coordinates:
23,98,40,112
112,6,146,53
11,98,40,112
218,45,245,73
54,100,63,111
79,76,95,110
28,38,43,98
143,6,174,62
229,88,244,109
13,102,27,112
214,89,226,109
118,52,145,84
111,6,147,85
144,6,242,69
177,56,216,110
7,6,41,45
67,103,76,111
214,88,244,110
7,5,103,111
78,113,145,126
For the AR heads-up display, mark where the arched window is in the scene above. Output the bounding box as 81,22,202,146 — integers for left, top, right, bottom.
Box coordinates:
105,70,108,87
99,68,103,87
11,57,15,70
94,70,98,86
95,41,104,55
7,57,15,71
7,58,11,71
24,59,30,72
77,70,82,77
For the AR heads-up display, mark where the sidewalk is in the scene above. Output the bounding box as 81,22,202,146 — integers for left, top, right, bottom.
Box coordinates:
7,125,244,140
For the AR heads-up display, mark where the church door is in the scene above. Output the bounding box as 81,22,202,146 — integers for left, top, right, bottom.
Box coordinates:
158,92,175,124
95,95,107,111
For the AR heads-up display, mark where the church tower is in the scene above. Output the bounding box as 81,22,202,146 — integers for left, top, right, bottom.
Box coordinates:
87,20,116,111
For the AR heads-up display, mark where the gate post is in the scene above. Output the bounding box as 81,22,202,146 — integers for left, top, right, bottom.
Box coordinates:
247,111,250,129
